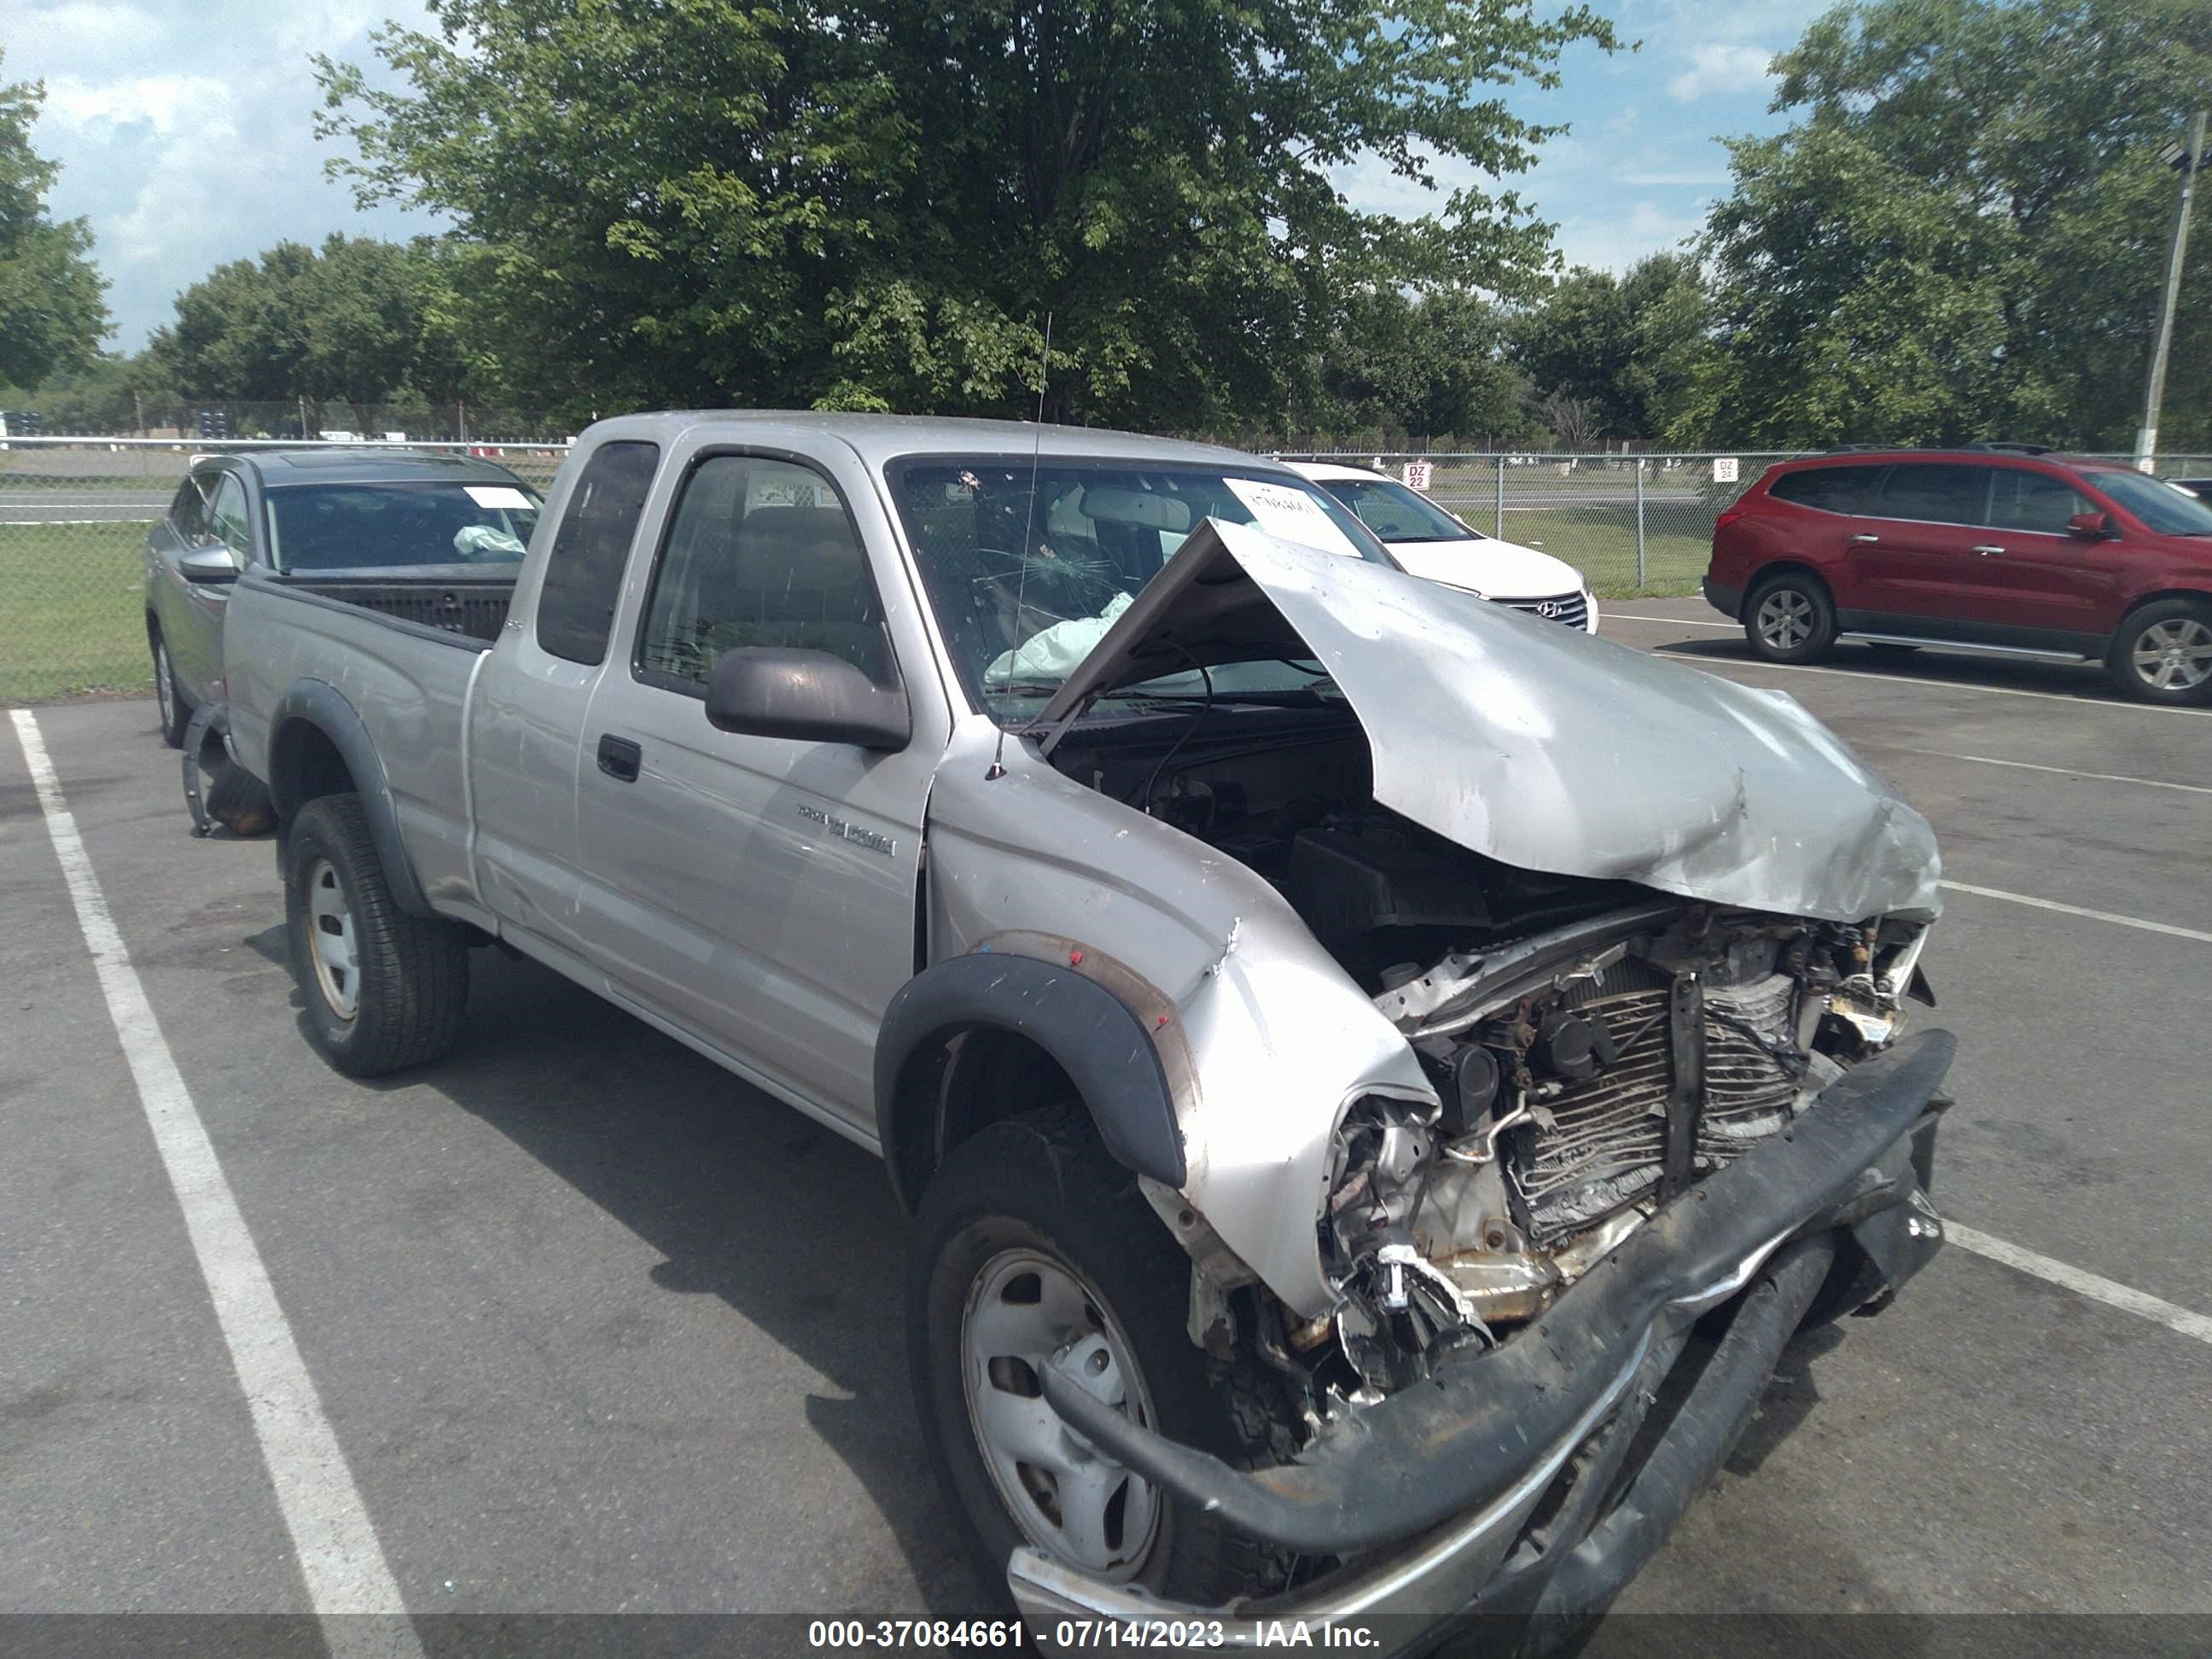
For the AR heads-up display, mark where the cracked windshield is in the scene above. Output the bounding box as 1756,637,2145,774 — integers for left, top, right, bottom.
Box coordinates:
888,458,1390,720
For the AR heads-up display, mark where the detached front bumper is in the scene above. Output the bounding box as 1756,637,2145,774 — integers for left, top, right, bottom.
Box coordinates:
1015,1029,1954,1653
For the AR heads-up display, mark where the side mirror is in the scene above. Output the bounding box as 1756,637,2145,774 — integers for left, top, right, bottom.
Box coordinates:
179,544,241,583
705,647,911,751
2065,511,2109,539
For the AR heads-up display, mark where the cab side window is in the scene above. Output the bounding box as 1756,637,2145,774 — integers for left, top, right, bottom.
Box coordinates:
637,455,891,692
537,440,661,666
1986,469,2090,534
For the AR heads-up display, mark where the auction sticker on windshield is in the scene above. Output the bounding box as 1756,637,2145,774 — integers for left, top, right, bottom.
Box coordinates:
463,485,534,510
1224,477,1363,558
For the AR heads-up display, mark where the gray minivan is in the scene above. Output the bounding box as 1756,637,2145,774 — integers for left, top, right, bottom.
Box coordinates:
143,447,541,745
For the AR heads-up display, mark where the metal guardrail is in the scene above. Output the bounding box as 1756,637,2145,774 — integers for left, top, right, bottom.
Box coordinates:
4,438,2209,704
0,438,571,703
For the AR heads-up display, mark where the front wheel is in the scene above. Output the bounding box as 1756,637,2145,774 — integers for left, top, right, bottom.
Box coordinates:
2110,599,2212,706
907,1107,1289,1606
1744,573,1837,664
282,793,469,1077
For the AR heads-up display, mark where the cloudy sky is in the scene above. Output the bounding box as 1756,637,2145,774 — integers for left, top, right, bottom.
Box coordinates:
9,0,1838,355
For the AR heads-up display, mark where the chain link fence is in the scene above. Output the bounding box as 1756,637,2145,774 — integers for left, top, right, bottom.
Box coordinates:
5,435,2209,704
0,437,569,703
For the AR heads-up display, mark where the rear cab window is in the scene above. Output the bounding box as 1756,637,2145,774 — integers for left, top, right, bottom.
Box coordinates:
536,441,661,665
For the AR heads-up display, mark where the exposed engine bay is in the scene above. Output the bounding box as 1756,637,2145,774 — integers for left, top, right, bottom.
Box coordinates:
1050,710,1936,1406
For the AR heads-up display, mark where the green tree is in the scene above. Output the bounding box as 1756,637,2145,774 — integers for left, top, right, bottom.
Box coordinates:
1685,0,2212,451
1508,253,1708,439
158,234,469,426
317,0,1618,429
1320,289,1532,444
0,50,110,387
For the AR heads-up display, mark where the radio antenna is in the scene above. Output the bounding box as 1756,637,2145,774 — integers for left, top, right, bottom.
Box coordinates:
988,310,1052,781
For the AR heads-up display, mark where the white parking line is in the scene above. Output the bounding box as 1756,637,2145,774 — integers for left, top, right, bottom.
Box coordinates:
1938,880,2212,945
1906,750,2212,796
1642,646,2212,718
1603,612,1738,628
10,710,423,1653
1946,1224,2212,1347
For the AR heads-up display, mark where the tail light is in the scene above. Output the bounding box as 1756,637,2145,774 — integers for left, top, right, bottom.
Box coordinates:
1714,501,1749,532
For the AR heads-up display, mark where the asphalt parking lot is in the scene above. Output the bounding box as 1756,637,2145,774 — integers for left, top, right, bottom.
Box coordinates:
4,597,2209,1643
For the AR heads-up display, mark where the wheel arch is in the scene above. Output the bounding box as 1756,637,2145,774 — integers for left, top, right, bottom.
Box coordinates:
875,951,1187,1213
265,680,432,917
2109,586,2212,644
1744,559,1835,606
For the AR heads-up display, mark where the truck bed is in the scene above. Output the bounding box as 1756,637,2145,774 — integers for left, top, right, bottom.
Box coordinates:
224,565,504,924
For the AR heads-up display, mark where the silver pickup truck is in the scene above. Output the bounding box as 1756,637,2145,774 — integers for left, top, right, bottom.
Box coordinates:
225,413,1953,1648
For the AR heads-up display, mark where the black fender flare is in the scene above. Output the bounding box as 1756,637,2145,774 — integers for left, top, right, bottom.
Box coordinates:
875,951,1187,1210
265,678,432,917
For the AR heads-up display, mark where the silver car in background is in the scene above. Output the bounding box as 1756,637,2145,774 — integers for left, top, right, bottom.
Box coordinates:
142,447,540,746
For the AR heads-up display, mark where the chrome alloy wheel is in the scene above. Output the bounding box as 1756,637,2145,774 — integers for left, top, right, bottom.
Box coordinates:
1755,588,1817,652
304,857,360,1020
2131,617,2212,692
960,1248,1162,1579
154,640,175,729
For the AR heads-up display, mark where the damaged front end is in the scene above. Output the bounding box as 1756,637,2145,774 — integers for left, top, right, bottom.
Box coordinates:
1318,900,1939,1391
981,518,1953,1641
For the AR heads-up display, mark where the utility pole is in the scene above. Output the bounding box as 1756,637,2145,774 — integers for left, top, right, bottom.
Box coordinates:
2137,110,2207,473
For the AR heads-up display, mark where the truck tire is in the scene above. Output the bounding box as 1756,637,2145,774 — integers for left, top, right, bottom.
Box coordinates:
908,1105,1291,1608
153,630,190,748
282,793,469,1077
2108,597,2212,706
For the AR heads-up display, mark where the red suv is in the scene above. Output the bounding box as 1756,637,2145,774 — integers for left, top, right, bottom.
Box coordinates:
1704,444,2212,704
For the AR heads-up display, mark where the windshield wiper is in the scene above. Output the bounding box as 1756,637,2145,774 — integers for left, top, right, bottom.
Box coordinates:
1100,688,1326,709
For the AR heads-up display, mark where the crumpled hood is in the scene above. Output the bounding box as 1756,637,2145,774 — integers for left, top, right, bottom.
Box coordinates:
1033,518,1941,923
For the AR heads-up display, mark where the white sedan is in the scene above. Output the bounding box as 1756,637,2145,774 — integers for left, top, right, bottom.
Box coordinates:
1287,460,1599,632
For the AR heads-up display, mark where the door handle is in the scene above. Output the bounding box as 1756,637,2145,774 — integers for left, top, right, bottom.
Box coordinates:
1970,544,2005,556
596,734,642,782
1847,533,1880,544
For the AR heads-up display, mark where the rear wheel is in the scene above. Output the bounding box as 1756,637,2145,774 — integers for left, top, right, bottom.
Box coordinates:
282,794,469,1076
2110,599,2212,706
908,1107,1289,1606
152,632,190,748
1743,572,1837,664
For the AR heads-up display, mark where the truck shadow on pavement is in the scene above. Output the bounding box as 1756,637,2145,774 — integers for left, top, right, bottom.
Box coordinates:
351,943,1003,1620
